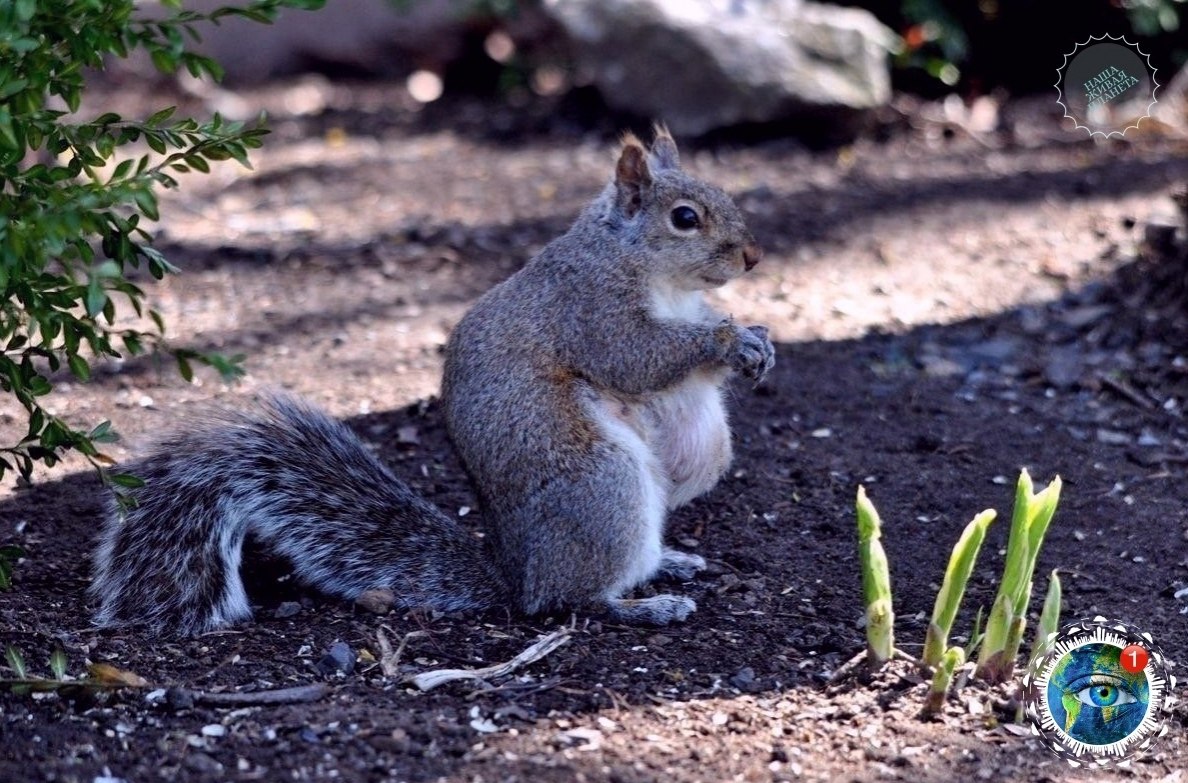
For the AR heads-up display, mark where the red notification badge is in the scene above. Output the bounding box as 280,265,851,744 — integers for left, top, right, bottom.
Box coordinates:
1121,644,1149,674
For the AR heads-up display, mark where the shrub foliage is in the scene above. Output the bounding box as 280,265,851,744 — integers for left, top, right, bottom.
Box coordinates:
0,0,323,483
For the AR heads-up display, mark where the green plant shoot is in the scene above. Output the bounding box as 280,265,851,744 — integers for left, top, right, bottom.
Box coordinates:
0,545,22,590
856,486,894,667
922,509,996,668
975,469,1062,683
924,645,965,716
1028,569,1062,665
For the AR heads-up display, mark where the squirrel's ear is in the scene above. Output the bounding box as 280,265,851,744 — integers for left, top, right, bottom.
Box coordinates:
649,123,680,171
614,133,652,218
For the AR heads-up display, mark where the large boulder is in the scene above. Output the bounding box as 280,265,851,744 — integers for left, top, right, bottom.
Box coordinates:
542,0,898,135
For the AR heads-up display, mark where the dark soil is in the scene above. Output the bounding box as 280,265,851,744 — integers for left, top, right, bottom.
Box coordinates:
3,80,1188,783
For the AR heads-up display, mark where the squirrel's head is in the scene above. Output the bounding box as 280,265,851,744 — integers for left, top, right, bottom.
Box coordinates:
602,125,761,290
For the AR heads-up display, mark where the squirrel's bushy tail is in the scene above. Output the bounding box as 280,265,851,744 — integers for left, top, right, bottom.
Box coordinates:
90,393,508,635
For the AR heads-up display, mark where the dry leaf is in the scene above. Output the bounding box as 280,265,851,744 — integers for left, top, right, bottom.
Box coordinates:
88,663,149,688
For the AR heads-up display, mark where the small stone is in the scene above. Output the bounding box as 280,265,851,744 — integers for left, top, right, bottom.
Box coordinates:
201,724,226,738
729,666,757,690
183,753,223,775
470,716,499,734
274,601,302,619
920,355,964,378
1056,304,1112,330
355,588,395,615
316,641,356,676
1144,220,1178,252
1096,429,1131,446
1043,346,1082,388
165,687,194,711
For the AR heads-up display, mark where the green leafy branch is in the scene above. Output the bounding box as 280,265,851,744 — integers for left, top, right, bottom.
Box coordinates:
0,0,324,483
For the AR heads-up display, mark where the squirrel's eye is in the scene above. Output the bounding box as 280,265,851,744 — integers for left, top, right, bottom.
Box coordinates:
670,205,700,231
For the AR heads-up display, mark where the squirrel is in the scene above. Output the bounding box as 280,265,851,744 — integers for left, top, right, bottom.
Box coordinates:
90,127,775,635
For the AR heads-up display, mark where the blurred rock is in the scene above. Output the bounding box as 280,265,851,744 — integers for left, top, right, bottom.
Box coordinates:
543,0,897,135
1043,345,1083,389
355,588,396,615
145,0,553,84
316,641,356,676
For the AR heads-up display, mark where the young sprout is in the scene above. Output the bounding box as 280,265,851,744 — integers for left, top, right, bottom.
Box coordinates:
1028,569,1062,665
5,646,27,679
856,486,894,668
924,646,966,716
49,649,67,682
922,509,996,669
976,470,1062,684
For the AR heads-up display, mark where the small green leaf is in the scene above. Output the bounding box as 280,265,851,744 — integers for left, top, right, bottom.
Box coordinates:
85,281,107,318
150,49,177,75
111,158,133,180
146,106,177,127
89,420,116,443
176,353,193,382
107,472,145,489
67,353,90,382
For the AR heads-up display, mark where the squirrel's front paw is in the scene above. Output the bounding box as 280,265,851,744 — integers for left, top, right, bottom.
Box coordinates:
727,323,775,383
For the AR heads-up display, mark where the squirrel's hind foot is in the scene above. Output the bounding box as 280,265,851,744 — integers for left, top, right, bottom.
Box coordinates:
654,549,707,581
603,594,696,625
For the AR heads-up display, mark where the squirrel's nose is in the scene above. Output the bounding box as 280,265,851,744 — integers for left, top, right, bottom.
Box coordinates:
742,243,763,271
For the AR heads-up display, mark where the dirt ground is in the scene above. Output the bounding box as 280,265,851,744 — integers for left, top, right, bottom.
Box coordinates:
3,77,1188,783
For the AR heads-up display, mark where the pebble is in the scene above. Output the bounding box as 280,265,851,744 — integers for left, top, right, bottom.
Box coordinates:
1043,346,1082,388
1095,429,1131,446
730,666,758,691
165,687,194,711
316,641,356,676
274,601,302,619
354,588,395,615
183,752,223,775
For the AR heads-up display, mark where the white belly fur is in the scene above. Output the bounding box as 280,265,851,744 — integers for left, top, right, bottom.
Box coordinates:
645,373,732,508
588,395,668,594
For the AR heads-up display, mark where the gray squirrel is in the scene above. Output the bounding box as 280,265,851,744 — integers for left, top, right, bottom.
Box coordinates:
90,127,775,635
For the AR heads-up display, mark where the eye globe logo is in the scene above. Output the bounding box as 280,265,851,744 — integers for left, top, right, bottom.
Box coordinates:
1023,618,1176,766
1056,34,1159,137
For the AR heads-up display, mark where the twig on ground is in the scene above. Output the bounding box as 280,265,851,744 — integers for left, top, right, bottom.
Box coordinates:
465,675,565,700
170,683,331,706
409,627,571,691
1096,372,1157,411
377,627,426,678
